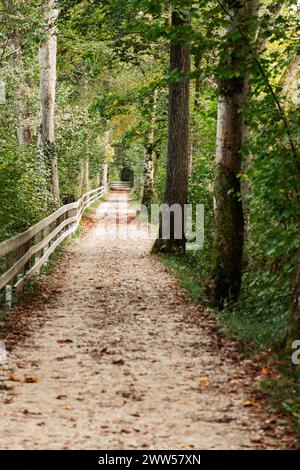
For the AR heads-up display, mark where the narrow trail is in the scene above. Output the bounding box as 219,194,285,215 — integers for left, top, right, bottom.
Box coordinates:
0,191,284,449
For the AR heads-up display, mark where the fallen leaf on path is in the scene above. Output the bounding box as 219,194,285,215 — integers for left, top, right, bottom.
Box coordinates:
120,429,131,434
56,394,68,400
7,374,40,383
23,409,42,416
198,376,209,389
112,358,125,365
242,400,257,407
7,374,22,382
0,383,14,391
24,375,40,384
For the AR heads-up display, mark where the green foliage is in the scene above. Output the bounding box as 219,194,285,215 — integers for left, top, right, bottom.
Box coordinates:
0,137,54,242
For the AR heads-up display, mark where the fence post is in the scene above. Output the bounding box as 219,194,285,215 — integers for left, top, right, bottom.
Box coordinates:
5,252,14,308
34,231,43,273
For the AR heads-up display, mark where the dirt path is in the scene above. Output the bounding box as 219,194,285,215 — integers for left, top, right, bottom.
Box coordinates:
0,191,286,449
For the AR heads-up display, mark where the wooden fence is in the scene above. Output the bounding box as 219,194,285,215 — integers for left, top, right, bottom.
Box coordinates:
110,181,132,190
0,184,110,309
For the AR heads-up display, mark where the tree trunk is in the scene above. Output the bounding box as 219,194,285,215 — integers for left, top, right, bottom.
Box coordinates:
142,145,155,211
287,253,300,345
142,89,157,211
209,0,258,309
189,54,202,175
7,0,34,147
194,54,202,107
77,159,84,197
153,9,190,253
38,0,60,204
17,83,35,146
82,158,89,194
100,163,108,187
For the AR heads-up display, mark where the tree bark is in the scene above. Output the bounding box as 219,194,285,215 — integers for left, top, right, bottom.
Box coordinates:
142,89,157,211
7,0,34,147
153,9,190,253
100,163,108,187
287,252,300,345
209,0,258,309
82,158,89,194
38,0,60,204
189,54,202,175
194,54,202,108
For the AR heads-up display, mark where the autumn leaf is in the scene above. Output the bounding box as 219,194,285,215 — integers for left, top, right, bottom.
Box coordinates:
56,394,68,400
24,375,40,384
7,374,22,382
198,376,209,390
121,428,132,434
242,400,257,407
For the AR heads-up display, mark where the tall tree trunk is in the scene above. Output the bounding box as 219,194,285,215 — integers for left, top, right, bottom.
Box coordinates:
100,163,108,187
38,0,60,204
17,83,35,146
82,158,89,194
284,55,300,345
100,129,112,187
142,89,157,211
153,9,190,253
209,0,258,309
189,54,202,175
194,54,202,106
7,0,34,147
77,159,84,197
287,253,300,345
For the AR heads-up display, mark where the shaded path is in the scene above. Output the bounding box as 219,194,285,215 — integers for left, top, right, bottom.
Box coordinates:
0,191,283,449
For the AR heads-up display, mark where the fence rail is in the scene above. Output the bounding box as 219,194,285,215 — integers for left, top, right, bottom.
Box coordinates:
0,184,110,308
110,181,132,189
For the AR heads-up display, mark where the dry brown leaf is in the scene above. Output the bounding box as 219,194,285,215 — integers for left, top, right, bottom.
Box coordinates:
121,428,131,434
131,412,144,418
24,375,40,384
242,400,257,407
7,374,22,382
198,376,209,389
56,394,68,400
112,358,125,365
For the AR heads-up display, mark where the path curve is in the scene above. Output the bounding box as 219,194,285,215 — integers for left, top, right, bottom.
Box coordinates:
0,191,284,449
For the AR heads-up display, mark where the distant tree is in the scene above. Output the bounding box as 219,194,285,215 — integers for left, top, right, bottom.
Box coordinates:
38,0,60,204
142,89,158,211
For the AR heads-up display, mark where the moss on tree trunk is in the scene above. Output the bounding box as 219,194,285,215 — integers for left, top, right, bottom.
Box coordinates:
210,164,244,308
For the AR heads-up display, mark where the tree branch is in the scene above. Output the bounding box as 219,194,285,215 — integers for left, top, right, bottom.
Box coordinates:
216,0,298,163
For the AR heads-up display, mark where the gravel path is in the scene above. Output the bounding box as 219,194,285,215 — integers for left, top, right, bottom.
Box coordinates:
0,191,284,449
